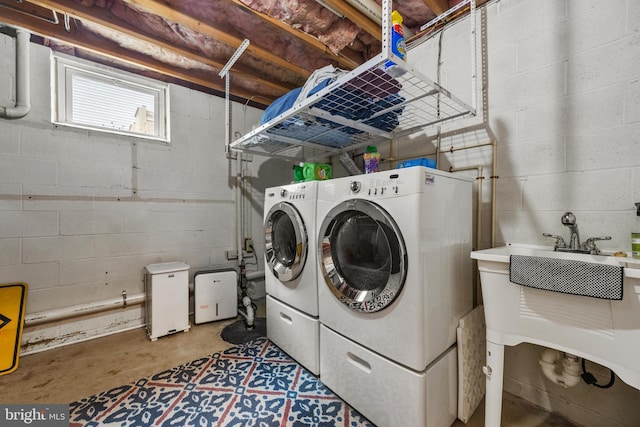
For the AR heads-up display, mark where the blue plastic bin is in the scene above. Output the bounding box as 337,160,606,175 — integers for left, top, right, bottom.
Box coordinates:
398,158,436,169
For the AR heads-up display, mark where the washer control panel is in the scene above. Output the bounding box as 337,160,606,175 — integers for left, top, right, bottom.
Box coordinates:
266,184,309,201
282,188,307,200
348,173,403,198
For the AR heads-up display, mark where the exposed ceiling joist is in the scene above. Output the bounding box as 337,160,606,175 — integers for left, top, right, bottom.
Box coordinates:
422,0,449,16
0,0,473,108
0,3,270,103
122,0,311,80
26,0,294,96
317,0,382,41
228,0,360,70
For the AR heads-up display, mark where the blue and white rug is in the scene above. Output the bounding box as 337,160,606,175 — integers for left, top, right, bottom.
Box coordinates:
69,337,374,426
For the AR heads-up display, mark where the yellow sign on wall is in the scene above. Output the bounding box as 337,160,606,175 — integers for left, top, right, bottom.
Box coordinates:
0,282,28,375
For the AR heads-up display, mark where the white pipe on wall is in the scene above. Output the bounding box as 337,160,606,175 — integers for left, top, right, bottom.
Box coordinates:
0,28,31,119
25,293,145,327
245,269,265,281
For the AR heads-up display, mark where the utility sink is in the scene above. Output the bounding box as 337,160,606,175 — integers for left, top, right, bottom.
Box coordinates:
471,243,640,427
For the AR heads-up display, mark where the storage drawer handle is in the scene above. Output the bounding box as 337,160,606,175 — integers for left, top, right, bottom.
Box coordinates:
347,351,372,374
279,312,293,325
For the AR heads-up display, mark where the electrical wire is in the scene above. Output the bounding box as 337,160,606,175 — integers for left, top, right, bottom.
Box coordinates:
581,359,615,389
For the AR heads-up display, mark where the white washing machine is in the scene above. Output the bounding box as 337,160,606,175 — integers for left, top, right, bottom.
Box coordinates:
316,166,473,426
263,181,320,374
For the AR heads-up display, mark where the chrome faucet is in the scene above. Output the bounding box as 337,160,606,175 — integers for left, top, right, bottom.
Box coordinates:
561,212,580,250
543,212,612,255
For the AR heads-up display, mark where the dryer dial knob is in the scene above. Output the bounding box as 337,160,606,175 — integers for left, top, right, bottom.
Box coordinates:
280,189,288,198
350,181,361,193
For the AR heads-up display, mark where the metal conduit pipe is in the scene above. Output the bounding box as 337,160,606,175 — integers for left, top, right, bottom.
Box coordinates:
450,165,483,305
449,165,483,252
236,154,244,266
382,141,494,164
0,28,31,119
25,292,145,327
491,140,497,247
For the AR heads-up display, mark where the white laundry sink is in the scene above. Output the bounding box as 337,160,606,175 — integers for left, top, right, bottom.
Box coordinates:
471,243,640,427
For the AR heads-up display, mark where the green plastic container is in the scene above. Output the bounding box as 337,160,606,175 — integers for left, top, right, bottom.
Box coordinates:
293,162,332,182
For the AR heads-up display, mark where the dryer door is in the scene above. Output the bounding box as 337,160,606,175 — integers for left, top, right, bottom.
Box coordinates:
264,202,308,282
318,199,407,313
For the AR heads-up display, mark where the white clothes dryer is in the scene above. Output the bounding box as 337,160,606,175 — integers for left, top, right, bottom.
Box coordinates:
316,166,473,426
263,181,319,374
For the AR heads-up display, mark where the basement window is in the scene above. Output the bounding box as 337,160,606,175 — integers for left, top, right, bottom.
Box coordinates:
52,55,169,142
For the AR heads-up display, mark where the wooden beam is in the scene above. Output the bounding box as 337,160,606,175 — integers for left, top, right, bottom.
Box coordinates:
422,0,450,16
228,0,360,70
122,0,311,79
28,0,293,95
318,0,382,42
0,3,279,103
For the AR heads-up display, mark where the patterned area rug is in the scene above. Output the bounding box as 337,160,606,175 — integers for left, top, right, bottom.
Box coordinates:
69,337,374,426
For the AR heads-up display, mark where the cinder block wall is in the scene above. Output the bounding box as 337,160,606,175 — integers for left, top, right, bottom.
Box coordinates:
0,34,289,354
386,0,640,425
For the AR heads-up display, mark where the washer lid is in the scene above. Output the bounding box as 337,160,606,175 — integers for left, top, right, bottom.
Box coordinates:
264,202,308,282
318,199,407,313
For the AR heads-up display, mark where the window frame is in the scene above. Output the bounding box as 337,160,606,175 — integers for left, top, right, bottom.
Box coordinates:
52,54,170,142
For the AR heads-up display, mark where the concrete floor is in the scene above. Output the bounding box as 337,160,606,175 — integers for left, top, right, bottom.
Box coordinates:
0,297,577,426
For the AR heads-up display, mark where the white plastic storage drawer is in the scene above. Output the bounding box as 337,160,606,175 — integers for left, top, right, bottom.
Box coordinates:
194,269,238,324
267,295,320,375
320,325,457,427
144,262,190,341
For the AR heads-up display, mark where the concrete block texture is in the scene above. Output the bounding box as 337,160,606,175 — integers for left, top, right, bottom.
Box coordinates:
0,155,57,186
0,125,20,155
0,24,265,357
0,211,58,238
389,1,640,425
0,238,20,266
0,262,58,291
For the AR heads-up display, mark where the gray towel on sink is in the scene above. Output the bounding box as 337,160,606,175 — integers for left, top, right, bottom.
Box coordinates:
509,255,623,300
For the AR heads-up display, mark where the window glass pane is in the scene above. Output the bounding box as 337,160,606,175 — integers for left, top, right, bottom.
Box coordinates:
71,74,155,135
53,54,169,142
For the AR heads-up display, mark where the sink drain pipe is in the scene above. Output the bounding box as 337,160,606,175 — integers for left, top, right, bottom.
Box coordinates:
539,348,581,388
